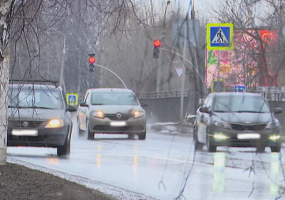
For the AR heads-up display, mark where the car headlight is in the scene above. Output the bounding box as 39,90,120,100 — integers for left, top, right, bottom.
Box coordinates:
266,119,280,129
45,119,64,128
269,135,281,140
214,134,229,139
92,111,105,119
133,111,143,118
214,120,231,129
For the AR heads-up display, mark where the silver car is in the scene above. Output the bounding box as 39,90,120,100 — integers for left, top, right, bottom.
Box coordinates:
77,88,147,140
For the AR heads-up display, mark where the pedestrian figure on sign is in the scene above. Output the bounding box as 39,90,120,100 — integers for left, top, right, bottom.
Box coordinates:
217,30,223,43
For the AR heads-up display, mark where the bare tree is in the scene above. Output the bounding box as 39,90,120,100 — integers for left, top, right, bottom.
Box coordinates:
0,0,156,164
207,0,285,90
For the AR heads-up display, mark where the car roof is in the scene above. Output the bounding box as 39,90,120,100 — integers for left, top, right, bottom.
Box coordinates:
87,88,134,93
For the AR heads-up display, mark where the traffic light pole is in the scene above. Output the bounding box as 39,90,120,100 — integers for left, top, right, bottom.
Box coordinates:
180,25,187,122
93,63,127,89
156,49,163,93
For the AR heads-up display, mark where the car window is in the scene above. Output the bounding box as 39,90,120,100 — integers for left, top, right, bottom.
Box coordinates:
213,95,271,113
91,92,139,106
203,97,210,107
83,92,89,103
8,86,63,109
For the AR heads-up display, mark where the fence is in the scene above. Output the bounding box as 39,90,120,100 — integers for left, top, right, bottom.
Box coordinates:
137,90,190,123
138,91,285,128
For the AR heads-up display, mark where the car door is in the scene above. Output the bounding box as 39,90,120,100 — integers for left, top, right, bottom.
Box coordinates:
196,97,209,143
197,96,213,143
77,91,90,130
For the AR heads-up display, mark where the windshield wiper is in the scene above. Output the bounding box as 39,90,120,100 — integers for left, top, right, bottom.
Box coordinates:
32,106,53,109
214,110,228,112
92,103,104,105
235,110,262,113
8,106,53,109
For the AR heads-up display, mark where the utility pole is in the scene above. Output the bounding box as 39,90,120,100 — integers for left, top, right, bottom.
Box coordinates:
156,1,170,93
180,24,187,122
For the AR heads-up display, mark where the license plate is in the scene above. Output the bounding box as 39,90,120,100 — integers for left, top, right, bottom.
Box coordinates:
12,129,38,136
110,121,126,127
237,133,260,139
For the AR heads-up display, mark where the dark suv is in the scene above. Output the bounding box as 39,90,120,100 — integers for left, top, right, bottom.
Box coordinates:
7,80,77,156
194,92,283,152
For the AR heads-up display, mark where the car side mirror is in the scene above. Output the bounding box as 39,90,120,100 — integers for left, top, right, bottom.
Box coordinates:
79,102,88,107
67,105,77,112
273,107,282,114
140,102,148,107
200,106,210,113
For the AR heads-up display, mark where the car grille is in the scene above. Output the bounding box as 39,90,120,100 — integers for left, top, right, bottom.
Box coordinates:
105,114,132,121
8,120,44,128
230,124,266,131
93,125,144,131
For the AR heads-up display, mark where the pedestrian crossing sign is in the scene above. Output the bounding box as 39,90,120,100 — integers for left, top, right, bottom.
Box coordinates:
207,23,234,50
66,93,78,105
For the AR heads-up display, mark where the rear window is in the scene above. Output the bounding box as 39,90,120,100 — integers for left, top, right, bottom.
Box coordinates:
8,86,63,109
91,91,139,106
213,95,271,113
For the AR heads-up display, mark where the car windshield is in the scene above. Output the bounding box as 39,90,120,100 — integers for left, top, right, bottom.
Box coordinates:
213,95,271,113
8,86,63,109
91,92,139,106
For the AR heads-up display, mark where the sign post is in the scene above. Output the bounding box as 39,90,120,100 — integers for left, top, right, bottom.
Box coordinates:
207,23,234,92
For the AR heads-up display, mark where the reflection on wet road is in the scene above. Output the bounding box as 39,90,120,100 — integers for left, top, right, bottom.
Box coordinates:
6,116,285,200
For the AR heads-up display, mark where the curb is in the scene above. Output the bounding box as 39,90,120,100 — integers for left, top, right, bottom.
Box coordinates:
149,122,193,133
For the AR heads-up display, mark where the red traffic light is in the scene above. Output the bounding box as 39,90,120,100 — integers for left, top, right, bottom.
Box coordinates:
153,40,161,47
89,56,96,64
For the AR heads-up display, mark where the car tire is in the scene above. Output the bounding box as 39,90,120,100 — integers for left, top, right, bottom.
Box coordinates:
87,121,94,140
193,126,203,151
256,145,266,152
138,131,146,140
270,146,281,153
128,134,135,139
207,134,217,152
57,134,70,156
77,119,85,135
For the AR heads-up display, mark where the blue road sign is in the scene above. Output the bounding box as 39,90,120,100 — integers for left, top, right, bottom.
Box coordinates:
66,93,78,105
234,85,246,92
207,23,234,50
211,80,225,92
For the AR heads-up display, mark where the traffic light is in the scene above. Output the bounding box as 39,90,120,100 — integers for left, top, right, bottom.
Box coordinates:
88,53,96,72
153,39,161,59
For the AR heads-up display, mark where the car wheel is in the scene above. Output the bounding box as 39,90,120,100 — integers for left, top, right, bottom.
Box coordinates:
193,126,203,151
207,134,217,152
256,145,266,152
138,131,146,140
270,146,281,153
77,118,85,135
87,121,94,140
57,135,70,156
128,134,135,139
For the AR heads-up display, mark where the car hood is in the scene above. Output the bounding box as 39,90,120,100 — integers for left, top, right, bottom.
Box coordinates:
213,112,274,124
8,108,64,121
89,105,145,114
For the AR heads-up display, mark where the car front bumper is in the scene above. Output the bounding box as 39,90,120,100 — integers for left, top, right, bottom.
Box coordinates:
208,125,282,147
89,116,146,134
7,127,69,147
